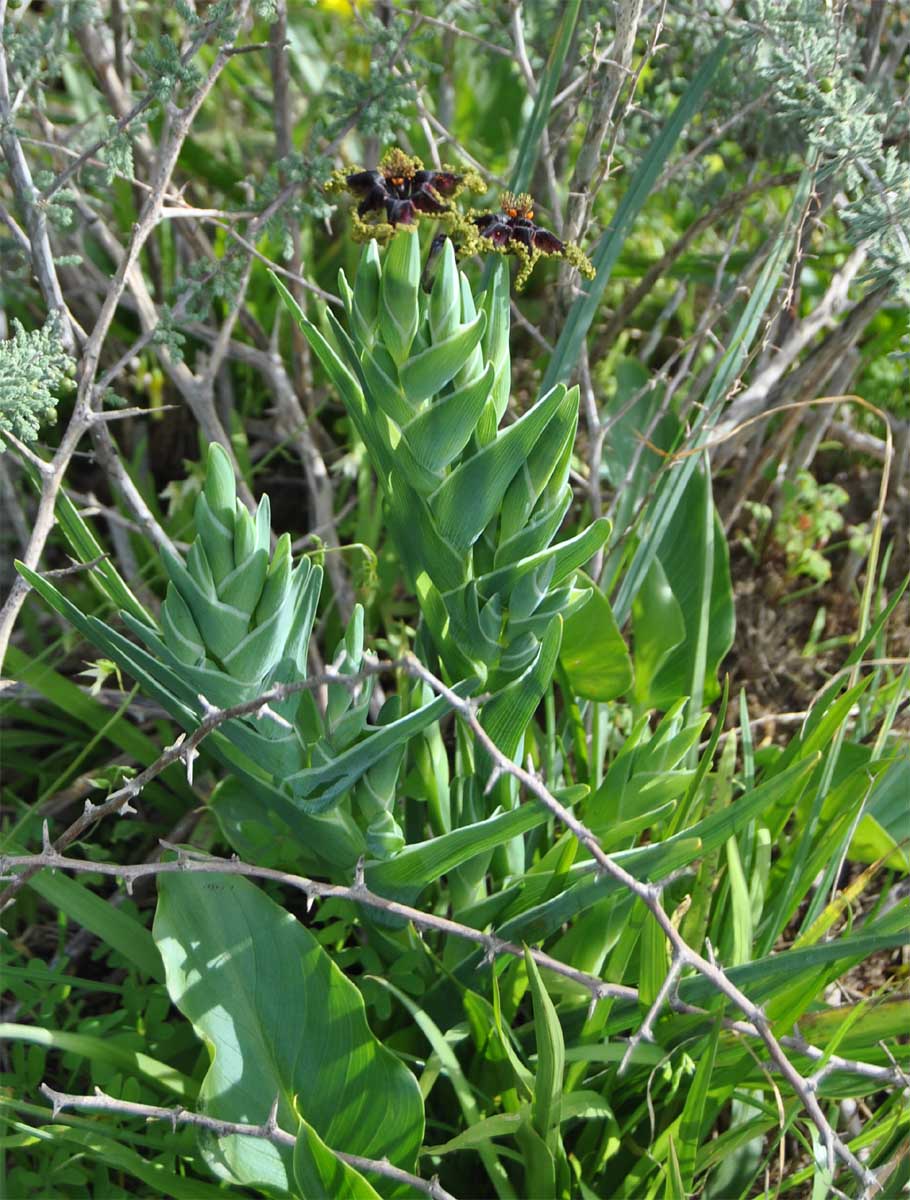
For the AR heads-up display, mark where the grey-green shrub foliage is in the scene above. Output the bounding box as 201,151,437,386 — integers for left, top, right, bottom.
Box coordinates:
0,316,73,451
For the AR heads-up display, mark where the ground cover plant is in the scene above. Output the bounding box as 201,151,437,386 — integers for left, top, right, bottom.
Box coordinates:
1,2,908,1197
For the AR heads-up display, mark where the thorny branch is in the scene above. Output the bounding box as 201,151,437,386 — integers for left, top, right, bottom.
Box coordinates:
0,651,902,1190
3,844,903,1095
39,1084,458,1200
0,3,254,670
398,656,882,1190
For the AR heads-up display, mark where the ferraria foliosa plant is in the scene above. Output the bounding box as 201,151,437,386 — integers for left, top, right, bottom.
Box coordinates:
18,444,462,871
274,231,625,886
277,235,611,691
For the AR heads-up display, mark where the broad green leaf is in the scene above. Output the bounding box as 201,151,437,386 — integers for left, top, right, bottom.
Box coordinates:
559,575,632,701
154,872,423,1193
631,558,686,708
645,462,734,709
293,1119,382,1200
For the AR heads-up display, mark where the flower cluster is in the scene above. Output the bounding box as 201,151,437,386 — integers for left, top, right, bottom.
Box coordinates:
325,147,484,243
468,191,595,291
326,149,595,291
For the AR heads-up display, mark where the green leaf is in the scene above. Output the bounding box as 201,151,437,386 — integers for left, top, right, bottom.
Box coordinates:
678,1020,719,1189
286,684,472,812
646,462,735,709
482,616,563,761
2,1115,228,1200
639,901,669,1009
490,754,817,948
24,868,163,982
21,466,153,625
293,1120,382,1200
403,362,496,473
379,230,421,364
559,576,632,701
524,947,565,1150
3,642,193,810
366,800,550,898
508,0,581,197
0,1023,194,1099
372,979,517,1200
429,384,569,552
725,833,753,966
153,872,424,1193
852,750,910,872
665,1135,686,1200
400,312,486,404
613,170,813,625
631,559,686,708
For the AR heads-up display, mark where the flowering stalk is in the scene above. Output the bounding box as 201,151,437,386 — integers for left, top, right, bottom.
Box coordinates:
276,234,610,693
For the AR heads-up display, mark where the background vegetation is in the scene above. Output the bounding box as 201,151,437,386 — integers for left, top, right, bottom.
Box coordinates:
1,2,908,1198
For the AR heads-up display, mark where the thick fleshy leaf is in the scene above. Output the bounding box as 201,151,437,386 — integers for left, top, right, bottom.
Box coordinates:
360,343,414,425
399,311,486,404
429,384,568,552
479,257,511,423
499,388,578,544
379,229,421,364
154,873,424,1193
286,683,476,811
403,362,495,474
429,236,462,342
482,616,563,762
351,238,382,344
366,800,550,898
479,518,611,599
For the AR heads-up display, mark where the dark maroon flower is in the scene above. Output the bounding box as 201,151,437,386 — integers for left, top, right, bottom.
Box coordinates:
467,191,595,291
473,192,567,255
341,149,463,227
